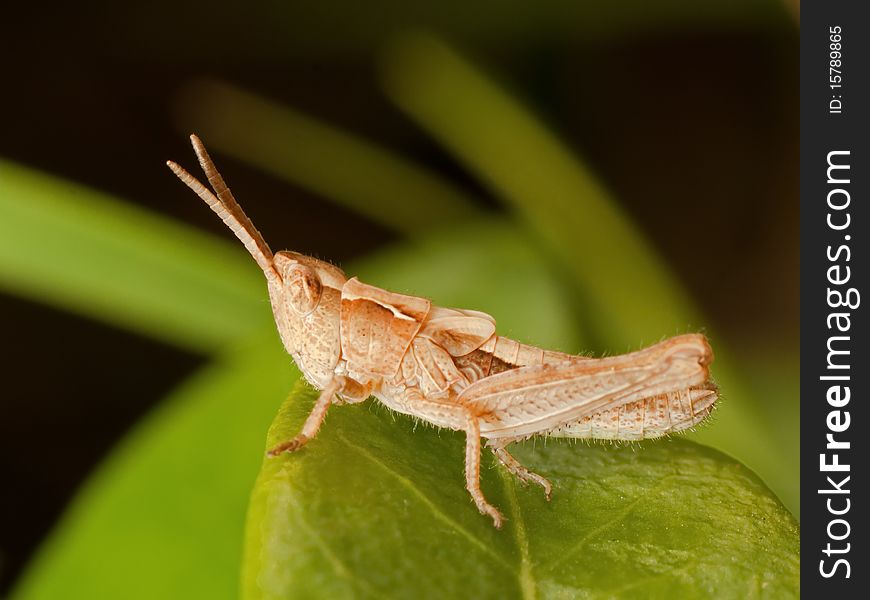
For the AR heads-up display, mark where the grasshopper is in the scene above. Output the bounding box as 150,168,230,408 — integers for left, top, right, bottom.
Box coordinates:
167,135,718,528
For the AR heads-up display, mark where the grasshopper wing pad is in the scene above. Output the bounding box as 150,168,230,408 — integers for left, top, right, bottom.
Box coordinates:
459,334,712,438
340,277,431,378
419,306,497,357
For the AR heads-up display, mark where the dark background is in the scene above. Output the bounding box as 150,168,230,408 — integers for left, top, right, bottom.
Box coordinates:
1,1,798,592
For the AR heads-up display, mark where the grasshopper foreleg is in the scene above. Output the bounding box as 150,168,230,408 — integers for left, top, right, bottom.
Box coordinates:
267,379,340,457
487,439,553,500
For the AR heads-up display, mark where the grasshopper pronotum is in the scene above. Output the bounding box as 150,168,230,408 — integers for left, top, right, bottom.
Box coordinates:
168,135,718,528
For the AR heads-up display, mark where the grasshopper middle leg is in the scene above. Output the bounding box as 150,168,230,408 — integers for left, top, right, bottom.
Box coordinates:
487,438,553,500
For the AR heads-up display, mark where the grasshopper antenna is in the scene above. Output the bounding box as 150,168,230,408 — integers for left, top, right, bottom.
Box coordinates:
167,134,279,283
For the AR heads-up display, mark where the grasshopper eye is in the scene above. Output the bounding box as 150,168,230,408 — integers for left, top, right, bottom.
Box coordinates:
283,263,323,315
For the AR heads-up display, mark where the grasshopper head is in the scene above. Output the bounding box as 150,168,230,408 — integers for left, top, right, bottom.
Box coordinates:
267,252,347,386
168,135,347,387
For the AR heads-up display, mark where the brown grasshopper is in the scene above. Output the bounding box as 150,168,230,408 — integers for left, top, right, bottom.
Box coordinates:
167,135,718,528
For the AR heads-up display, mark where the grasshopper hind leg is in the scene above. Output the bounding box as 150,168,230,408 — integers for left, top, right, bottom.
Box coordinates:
487,439,553,501
464,416,505,528
394,394,505,527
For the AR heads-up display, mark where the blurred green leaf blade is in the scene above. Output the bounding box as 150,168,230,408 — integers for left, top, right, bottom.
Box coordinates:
175,81,481,236
380,36,798,516
0,159,270,352
11,332,297,600
353,217,587,353
245,383,799,599
381,34,697,347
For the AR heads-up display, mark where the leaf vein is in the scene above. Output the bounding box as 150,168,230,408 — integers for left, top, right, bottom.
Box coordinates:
543,474,679,573
496,465,537,600
284,484,389,599
337,432,511,570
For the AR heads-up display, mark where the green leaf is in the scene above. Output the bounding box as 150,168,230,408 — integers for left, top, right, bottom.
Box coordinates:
0,159,269,352
174,81,481,236
11,332,297,600
244,383,799,599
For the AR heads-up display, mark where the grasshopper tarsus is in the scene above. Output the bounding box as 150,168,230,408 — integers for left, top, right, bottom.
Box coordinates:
537,478,554,502
491,444,554,500
477,502,505,529
266,434,311,457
